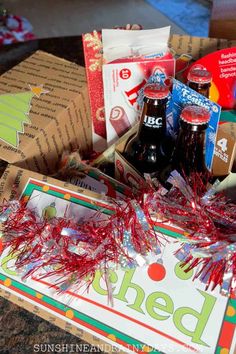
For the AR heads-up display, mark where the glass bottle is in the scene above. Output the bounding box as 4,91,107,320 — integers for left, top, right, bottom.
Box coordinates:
173,105,211,177
123,83,173,175
187,68,212,98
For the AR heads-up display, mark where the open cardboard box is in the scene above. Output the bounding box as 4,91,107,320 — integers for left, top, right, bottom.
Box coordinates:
0,34,236,354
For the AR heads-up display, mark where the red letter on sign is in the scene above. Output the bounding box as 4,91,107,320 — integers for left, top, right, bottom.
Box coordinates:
124,79,147,106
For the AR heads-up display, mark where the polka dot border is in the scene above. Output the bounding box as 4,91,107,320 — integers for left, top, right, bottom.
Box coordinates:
220,348,229,354
226,305,236,317
64,193,71,200
65,309,74,319
107,334,117,342
4,278,11,287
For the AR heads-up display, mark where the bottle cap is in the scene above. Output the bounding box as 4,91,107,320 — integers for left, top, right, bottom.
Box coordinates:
144,83,169,99
187,68,212,84
180,105,210,125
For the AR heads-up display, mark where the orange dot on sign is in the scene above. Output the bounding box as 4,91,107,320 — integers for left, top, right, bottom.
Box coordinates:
36,292,43,299
64,193,71,200
142,345,152,352
4,278,11,287
42,185,49,192
220,348,229,354
148,263,166,281
107,334,116,342
65,309,74,319
23,196,29,202
226,305,236,317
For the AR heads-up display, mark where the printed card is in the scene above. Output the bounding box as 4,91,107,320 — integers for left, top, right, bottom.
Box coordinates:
0,178,235,354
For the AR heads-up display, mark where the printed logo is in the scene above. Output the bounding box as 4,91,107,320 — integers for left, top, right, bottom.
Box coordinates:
124,79,147,109
144,115,162,128
120,68,131,80
217,138,228,153
215,137,229,163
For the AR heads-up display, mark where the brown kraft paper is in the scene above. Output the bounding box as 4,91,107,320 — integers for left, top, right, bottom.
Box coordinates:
0,51,92,175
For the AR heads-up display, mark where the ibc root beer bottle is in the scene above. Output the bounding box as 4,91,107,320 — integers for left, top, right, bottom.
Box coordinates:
187,67,212,98
124,83,173,175
172,105,211,177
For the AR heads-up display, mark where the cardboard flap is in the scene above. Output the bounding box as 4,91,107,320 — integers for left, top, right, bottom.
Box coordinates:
169,34,236,60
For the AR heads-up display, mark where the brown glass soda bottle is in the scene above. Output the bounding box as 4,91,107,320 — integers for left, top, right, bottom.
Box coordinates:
172,105,211,178
124,83,173,175
187,68,212,98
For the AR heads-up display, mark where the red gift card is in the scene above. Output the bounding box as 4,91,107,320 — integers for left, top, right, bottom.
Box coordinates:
185,47,236,110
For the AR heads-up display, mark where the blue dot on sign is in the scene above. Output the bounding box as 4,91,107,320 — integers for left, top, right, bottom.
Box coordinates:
174,261,193,280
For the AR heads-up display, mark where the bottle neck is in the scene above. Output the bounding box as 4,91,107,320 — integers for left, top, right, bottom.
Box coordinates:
138,97,167,142
173,121,208,175
188,81,211,99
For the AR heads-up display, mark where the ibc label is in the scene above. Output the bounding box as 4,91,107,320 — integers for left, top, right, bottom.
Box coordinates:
144,115,163,128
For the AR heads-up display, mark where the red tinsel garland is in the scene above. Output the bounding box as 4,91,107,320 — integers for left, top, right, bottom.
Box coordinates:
0,171,236,297
0,196,162,293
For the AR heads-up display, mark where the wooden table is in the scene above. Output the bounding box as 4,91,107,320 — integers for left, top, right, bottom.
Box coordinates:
209,0,236,40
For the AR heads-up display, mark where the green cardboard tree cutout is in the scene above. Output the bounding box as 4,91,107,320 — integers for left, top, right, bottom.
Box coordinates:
0,85,48,147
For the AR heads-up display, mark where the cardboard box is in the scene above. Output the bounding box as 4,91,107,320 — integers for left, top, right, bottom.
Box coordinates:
0,164,236,354
0,51,92,175
1,34,236,354
91,123,145,189
55,152,132,199
212,122,236,176
212,122,236,202
114,125,144,188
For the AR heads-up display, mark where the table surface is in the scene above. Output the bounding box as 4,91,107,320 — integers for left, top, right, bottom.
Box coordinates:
0,35,85,75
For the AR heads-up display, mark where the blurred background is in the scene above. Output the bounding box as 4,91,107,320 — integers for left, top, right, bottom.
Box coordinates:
3,0,213,40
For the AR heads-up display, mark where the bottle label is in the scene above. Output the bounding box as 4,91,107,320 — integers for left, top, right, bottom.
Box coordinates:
143,115,163,128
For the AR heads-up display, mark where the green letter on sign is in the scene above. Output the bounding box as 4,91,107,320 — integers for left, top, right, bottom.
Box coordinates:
114,269,145,314
173,290,216,346
146,291,174,321
92,270,118,295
